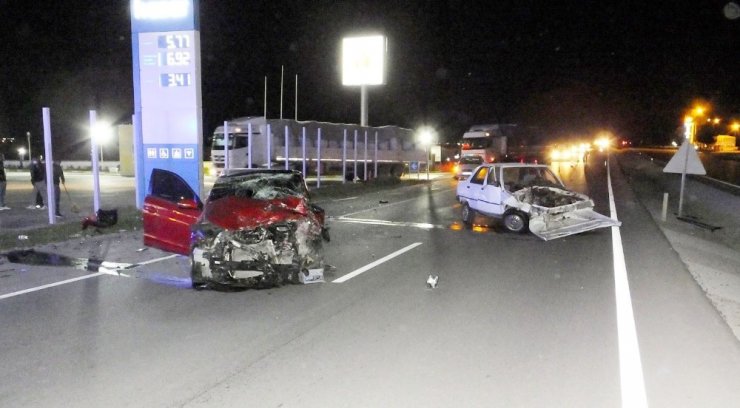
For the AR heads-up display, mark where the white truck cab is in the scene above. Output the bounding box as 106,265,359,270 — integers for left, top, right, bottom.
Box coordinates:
455,163,620,240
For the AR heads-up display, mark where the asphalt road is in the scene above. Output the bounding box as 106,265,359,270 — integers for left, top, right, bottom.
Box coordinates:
1,154,739,407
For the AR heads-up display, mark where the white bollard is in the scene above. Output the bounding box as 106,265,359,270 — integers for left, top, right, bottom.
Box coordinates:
661,192,669,222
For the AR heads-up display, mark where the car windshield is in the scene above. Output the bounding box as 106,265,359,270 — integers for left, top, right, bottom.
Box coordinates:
209,172,305,201
211,133,250,150
460,156,483,165
502,167,564,191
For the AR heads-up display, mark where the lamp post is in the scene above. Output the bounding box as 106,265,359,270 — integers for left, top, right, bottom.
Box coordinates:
730,122,739,137
26,131,31,162
92,121,112,165
418,127,435,181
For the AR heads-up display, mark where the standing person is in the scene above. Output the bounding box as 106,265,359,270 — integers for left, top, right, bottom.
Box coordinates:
52,160,65,217
0,153,8,210
27,156,47,209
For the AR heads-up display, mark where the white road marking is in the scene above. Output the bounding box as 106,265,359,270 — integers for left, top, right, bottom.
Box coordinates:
607,159,649,407
333,242,423,283
334,196,359,201
0,254,181,300
133,254,180,267
0,272,106,300
333,217,442,230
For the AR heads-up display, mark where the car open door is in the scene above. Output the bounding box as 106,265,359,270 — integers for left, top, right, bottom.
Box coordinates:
142,168,202,254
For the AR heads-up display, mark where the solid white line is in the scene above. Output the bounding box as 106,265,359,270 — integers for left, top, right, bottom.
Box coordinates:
134,254,179,266
333,217,441,230
0,272,106,300
607,159,649,408
332,242,423,283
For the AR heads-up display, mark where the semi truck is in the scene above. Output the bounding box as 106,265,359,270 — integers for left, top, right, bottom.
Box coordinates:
460,123,546,164
210,117,426,180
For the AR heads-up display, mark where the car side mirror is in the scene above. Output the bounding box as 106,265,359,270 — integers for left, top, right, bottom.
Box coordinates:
177,198,200,210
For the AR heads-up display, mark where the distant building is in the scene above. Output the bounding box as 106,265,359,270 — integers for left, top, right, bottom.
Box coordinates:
713,135,737,152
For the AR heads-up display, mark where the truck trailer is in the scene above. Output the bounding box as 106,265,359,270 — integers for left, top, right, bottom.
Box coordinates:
210,117,426,180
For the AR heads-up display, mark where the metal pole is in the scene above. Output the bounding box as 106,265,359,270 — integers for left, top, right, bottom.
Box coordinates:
264,76,267,119
316,128,321,188
353,129,358,181
42,108,55,224
132,114,143,209
678,141,691,217
280,66,284,120
284,125,289,170
223,121,230,173
342,129,347,184
364,130,368,181
374,131,378,179
90,110,101,213
426,146,430,180
266,123,272,169
302,127,306,176
247,123,253,169
26,131,31,163
295,74,298,121
360,85,368,126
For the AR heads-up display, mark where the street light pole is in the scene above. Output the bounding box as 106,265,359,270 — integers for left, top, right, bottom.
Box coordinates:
26,131,31,161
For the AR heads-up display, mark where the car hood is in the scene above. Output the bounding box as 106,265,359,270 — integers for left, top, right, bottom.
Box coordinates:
203,195,311,230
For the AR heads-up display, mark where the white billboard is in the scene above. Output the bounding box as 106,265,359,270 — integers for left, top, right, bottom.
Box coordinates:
342,35,386,86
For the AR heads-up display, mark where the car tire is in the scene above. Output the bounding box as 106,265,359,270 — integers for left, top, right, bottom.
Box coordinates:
462,203,476,226
503,211,528,233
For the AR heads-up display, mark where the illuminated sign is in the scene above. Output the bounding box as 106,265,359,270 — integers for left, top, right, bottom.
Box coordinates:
342,35,387,86
131,0,202,206
132,0,191,21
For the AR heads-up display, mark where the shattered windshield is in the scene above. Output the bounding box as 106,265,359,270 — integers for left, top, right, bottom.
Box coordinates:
211,133,249,150
208,172,305,201
502,167,564,192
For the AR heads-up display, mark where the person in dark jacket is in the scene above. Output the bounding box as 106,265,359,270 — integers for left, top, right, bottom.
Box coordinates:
0,153,8,210
52,160,65,217
28,156,47,209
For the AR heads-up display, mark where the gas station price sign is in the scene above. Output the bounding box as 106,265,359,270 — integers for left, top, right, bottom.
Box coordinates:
131,0,203,206
136,29,200,143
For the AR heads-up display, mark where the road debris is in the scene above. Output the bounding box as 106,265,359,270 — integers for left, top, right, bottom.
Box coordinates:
427,274,439,289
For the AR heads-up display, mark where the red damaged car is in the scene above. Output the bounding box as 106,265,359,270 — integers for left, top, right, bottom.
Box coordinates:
143,168,328,289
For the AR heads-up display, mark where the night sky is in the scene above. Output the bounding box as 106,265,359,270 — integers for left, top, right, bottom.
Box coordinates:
1,0,738,159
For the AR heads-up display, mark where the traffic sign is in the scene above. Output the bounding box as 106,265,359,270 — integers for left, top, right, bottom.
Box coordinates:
663,141,706,175
663,140,706,217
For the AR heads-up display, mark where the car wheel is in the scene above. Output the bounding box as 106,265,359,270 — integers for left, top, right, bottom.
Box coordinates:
462,203,475,226
503,211,528,233
190,251,207,290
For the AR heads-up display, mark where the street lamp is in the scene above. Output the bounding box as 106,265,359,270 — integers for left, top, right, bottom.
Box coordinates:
731,122,740,136
92,121,113,163
417,127,435,180
17,147,26,168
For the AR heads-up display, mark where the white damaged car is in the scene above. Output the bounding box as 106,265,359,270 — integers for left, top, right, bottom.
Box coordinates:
455,163,620,240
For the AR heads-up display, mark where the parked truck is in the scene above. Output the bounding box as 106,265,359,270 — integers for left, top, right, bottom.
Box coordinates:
460,123,547,164
210,117,426,180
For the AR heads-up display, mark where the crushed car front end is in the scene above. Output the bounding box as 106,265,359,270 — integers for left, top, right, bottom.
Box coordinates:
504,186,620,240
191,217,325,288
